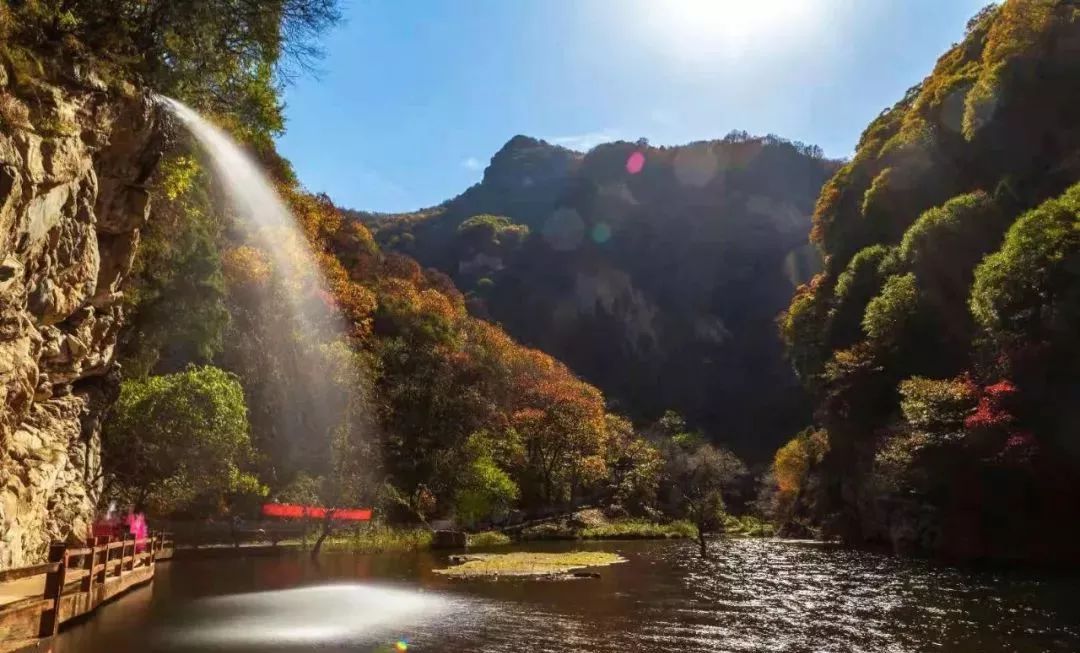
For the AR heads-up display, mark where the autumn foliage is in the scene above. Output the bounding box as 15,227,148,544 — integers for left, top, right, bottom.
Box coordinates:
773,1,1080,560
216,174,651,521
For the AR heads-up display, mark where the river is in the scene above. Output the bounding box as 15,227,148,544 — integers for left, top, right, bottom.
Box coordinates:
53,538,1079,652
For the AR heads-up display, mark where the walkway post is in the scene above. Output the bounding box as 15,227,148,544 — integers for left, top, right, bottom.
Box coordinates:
125,532,134,572
97,536,111,603
38,543,67,637
79,538,96,612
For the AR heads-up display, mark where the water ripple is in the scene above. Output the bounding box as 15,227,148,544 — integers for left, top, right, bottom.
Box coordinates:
60,539,1080,653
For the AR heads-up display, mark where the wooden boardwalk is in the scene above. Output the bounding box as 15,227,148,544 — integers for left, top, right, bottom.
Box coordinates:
0,534,173,653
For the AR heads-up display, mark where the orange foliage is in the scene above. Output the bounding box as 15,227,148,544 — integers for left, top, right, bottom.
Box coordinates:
773,429,828,495
416,288,460,322
810,174,844,245
284,187,344,245
334,281,377,338
349,220,378,253
982,0,1054,66
382,252,423,284
221,245,272,288
268,182,625,511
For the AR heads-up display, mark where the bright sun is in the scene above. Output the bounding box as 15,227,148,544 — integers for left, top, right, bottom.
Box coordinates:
641,0,819,60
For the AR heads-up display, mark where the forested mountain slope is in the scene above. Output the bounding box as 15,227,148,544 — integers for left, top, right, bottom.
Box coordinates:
774,0,1080,562
365,134,838,460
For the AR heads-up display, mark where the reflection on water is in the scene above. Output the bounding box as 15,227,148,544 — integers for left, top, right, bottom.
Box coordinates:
54,539,1080,653
158,585,451,649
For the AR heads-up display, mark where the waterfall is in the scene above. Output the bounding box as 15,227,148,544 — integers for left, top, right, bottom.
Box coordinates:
158,96,358,474
157,96,340,333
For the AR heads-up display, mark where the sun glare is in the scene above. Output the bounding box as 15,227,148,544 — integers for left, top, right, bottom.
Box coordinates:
641,0,819,60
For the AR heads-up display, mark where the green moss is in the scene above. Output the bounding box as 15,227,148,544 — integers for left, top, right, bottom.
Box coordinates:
1,44,44,90
320,527,433,554
435,551,626,578
581,519,697,540
467,531,511,547
34,111,77,136
519,522,579,541
722,514,776,538
520,518,695,541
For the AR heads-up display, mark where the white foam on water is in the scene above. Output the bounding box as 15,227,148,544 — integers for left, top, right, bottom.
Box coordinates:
161,583,453,647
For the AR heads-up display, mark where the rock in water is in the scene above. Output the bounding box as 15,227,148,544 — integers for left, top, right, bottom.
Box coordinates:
431,530,467,549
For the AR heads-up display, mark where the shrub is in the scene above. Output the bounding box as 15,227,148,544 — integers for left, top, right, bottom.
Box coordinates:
780,274,831,381
773,428,828,495
829,245,895,346
103,366,264,516
971,183,1080,345
898,376,978,432
323,527,433,553
862,273,919,346
873,431,932,492
964,379,1019,432
722,514,776,537
454,432,520,527
0,91,29,128
581,519,696,540
467,531,511,548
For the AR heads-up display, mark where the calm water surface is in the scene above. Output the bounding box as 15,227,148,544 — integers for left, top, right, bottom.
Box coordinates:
54,539,1080,652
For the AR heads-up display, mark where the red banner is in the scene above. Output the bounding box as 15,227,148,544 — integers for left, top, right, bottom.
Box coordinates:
261,503,372,521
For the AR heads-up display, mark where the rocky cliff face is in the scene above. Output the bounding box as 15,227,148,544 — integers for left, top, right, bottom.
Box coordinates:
0,66,161,568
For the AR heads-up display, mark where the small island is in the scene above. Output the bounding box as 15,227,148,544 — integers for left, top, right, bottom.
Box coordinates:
434,551,626,579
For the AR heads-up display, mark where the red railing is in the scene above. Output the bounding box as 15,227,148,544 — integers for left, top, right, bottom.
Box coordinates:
261,503,372,521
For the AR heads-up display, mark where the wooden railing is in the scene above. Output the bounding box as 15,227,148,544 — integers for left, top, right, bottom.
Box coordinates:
0,532,173,651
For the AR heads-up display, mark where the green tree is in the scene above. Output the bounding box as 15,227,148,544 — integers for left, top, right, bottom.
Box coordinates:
772,1,1080,559
898,376,978,433
862,273,920,347
456,214,529,249
662,442,746,557
604,414,662,516
454,432,520,527
771,428,829,524
276,472,324,506
899,192,1007,343
829,245,896,347
780,276,832,383
971,183,1080,347
120,155,229,378
103,366,264,516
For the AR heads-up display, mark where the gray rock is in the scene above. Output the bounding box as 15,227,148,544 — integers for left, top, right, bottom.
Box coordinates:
0,74,162,569
431,530,467,549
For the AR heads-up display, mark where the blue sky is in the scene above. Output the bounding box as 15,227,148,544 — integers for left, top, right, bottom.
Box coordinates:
276,0,988,213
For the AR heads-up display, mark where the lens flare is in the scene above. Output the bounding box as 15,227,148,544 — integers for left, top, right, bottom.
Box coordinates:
542,208,585,251
673,146,719,187
626,151,645,175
